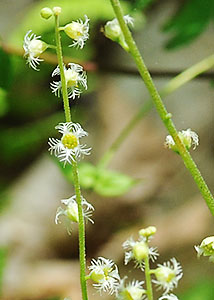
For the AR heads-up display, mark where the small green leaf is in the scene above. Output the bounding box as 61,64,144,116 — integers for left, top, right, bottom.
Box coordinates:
60,162,139,197
94,168,138,197
78,163,97,189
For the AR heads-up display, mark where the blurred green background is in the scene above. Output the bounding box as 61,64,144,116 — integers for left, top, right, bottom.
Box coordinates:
0,0,213,299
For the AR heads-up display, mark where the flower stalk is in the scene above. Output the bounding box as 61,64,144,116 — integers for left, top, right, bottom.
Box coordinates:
109,0,214,216
54,13,88,300
54,14,71,123
144,256,153,300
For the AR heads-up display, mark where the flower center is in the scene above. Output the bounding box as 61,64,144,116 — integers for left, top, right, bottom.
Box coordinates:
64,22,83,40
62,133,78,149
29,40,46,57
65,69,79,87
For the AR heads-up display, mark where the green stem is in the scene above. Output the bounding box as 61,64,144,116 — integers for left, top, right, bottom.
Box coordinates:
54,14,88,300
98,53,214,169
109,0,214,215
144,256,153,300
72,160,88,300
54,14,71,122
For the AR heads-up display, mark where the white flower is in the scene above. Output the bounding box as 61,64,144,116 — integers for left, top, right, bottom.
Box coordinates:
104,15,134,51
89,257,121,295
64,15,90,49
55,195,94,231
194,236,214,262
159,294,179,300
118,278,146,300
123,237,158,268
23,30,47,70
152,258,183,294
50,63,87,99
165,128,199,152
48,122,91,166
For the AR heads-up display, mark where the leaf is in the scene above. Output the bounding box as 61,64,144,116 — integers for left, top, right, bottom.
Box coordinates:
0,47,13,90
94,168,139,197
78,163,97,189
60,162,139,197
163,0,214,49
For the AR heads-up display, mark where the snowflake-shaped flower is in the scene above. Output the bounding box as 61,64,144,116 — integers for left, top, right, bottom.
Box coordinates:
64,15,90,49
89,257,121,295
55,195,94,231
165,128,199,153
123,236,158,268
23,30,47,70
50,63,87,99
159,294,179,300
195,236,214,262
48,122,91,166
152,258,183,294
104,15,134,51
118,278,146,300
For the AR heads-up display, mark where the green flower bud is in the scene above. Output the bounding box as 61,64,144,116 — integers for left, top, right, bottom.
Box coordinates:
104,21,121,41
139,226,157,238
133,241,149,261
40,7,53,19
53,6,61,16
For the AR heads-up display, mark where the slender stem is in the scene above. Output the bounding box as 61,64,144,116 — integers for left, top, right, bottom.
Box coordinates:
54,14,71,122
144,256,153,300
109,0,214,215
98,54,214,168
54,14,88,300
72,160,88,300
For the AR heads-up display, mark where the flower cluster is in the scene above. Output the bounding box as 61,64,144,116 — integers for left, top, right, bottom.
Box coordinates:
165,128,199,153
87,227,182,299
48,122,91,166
24,12,89,71
50,63,87,99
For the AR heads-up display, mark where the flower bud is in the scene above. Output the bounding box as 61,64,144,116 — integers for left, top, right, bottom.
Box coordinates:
139,226,157,238
132,241,149,261
40,7,53,19
104,21,121,41
53,6,61,16
104,15,134,52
